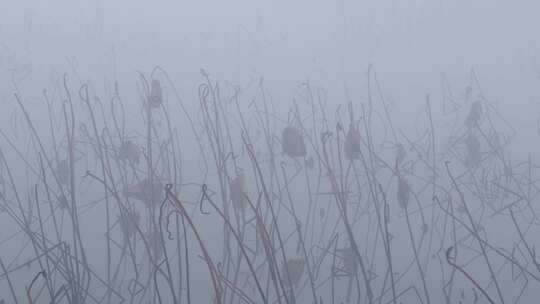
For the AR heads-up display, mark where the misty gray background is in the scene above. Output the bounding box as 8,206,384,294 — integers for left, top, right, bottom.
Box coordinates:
1,0,540,302
2,0,540,175
2,0,540,103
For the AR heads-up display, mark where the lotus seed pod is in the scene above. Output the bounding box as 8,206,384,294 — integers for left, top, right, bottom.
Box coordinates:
465,132,481,167
230,173,246,211
397,176,410,209
119,210,140,239
149,79,163,108
465,101,482,129
282,125,306,158
123,178,163,206
118,140,141,164
57,159,69,185
344,123,361,160
281,258,305,287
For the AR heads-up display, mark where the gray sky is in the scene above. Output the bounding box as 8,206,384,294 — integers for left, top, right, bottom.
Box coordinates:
4,0,539,154
2,0,540,160
2,0,539,93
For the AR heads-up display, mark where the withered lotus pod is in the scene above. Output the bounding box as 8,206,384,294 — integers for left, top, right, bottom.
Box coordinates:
397,176,410,209
57,159,69,185
58,194,70,210
465,132,481,167
465,101,482,129
340,247,357,275
229,173,246,211
281,258,305,287
344,123,361,160
147,230,163,259
123,178,163,205
149,79,163,108
118,140,140,164
282,126,306,158
119,210,140,239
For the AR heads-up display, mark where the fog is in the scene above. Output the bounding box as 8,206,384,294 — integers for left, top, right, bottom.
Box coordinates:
1,0,540,303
